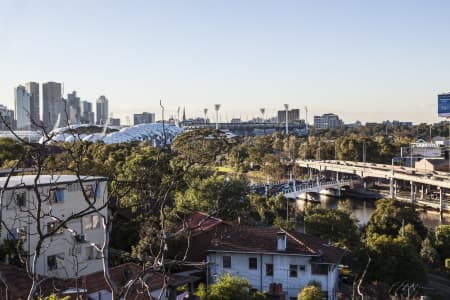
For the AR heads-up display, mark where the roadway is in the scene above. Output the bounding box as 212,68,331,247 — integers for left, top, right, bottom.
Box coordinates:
296,159,450,211
296,159,450,190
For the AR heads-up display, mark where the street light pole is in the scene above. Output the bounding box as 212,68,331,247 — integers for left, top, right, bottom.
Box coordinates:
318,141,321,161
284,104,289,135
214,104,221,130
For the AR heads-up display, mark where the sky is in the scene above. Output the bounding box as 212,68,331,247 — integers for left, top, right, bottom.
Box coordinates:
1,0,450,124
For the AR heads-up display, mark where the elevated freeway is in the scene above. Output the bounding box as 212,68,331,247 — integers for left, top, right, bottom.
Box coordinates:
296,159,450,212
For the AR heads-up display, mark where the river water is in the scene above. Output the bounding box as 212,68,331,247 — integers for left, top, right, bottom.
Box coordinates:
296,196,450,229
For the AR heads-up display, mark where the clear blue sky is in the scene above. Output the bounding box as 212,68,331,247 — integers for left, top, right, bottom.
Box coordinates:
1,0,450,124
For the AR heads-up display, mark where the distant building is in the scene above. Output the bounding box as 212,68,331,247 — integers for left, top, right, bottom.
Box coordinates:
314,113,343,130
25,82,40,127
96,96,108,125
42,82,64,130
80,101,95,125
108,118,120,126
277,108,300,123
133,112,155,125
14,85,32,130
230,118,241,123
415,158,449,172
345,121,362,128
67,91,81,124
365,122,379,128
0,104,15,130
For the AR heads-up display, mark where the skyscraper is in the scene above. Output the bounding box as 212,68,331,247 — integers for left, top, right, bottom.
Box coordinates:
14,85,32,130
80,100,94,124
25,82,40,127
96,95,109,125
67,91,81,124
0,104,15,130
133,112,155,125
42,82,63,130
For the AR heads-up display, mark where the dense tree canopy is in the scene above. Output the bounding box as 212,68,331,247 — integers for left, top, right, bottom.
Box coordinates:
297,285,322,300
304,207,360,250
196,274,264,300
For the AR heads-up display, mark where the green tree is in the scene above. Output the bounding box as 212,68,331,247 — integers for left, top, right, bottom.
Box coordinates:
199,274,264,300
366,234,427,284
176,175,249,221
247,136,273,164
420,237,440,267
401,223,423,252
297,285,322,300
172,129,230,166
366,198,427,239
304,207,360,250
435,225,450,264
0,137,24,167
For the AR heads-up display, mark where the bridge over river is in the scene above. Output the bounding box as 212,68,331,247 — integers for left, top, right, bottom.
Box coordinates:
296,159,450,212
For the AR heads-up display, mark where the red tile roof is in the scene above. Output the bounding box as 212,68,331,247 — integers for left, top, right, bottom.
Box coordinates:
0,264,66,300
208,226,345,264
183,212,231,262
184,212,228,237
0,262,199,300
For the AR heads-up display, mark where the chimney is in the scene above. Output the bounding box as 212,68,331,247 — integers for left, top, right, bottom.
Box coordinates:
277,231,287,251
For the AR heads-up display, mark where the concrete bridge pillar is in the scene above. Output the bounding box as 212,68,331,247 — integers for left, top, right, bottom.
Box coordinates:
439,188,444,213
389,177,394,198
394,180,397,198
410,181,415,205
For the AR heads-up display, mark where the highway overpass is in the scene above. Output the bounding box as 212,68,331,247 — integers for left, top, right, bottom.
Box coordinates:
296,159,450,212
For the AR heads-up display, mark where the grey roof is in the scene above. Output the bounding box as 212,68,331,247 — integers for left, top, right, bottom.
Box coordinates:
0,175,107,189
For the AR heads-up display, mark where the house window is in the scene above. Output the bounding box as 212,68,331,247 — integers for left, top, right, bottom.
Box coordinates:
50,188,65,203
83,214,100,230
249,257,257,270
47,221,64,234
85,245,101,260
299,265,306,272
7,227,26,240
85,184,95,198
15,192,26,207
67,183,81,192
223,256,231,268
95,184,102,199
311,264,329,275
289,264,298,277
85,183,102,199
47,253,64,270
266,264,273,276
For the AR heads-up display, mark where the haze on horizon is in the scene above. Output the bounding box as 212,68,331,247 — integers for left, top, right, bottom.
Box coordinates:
1,0,450,124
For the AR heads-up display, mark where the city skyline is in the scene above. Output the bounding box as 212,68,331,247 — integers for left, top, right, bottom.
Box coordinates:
1,1,450,123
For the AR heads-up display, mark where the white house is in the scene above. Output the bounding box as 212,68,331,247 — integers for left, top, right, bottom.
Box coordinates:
206,226,345,300
0,174,108,279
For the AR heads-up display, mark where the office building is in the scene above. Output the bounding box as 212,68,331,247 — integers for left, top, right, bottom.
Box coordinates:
25,82,40,127
277,108,300,123
67,91,81,124
96,96,109,125
314,113,343,130
42,82,64,130
133,112,155,125
0,104,15,130
14,85,32,130
109,118,120,126
80,100,95,124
